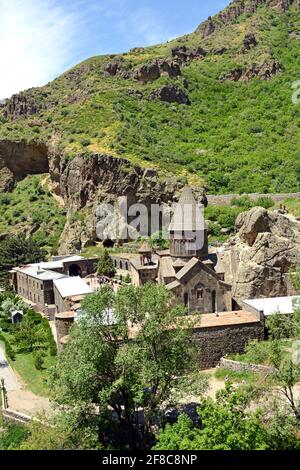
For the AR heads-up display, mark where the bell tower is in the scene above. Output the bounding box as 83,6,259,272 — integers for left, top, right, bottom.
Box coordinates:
169,186,208,260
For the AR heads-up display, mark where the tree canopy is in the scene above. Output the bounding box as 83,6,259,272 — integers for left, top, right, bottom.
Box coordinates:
0,234,46,286
50,283,198,449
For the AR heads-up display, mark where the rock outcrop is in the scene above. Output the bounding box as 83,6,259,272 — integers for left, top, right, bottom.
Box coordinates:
219,207,300,300
196,0,297,38
134,60,181,82
0,140,49,185
220,59,282,81
171,46,207,64
149,85,190,105
3,94,37,119
48,152,206,253
242,33,258,52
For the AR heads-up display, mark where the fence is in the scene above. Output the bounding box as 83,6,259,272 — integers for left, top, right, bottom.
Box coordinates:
207,192,300,206
219,357,277,375
1,378,32,425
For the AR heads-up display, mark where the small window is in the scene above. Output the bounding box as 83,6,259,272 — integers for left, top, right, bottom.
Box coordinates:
197,288,203,300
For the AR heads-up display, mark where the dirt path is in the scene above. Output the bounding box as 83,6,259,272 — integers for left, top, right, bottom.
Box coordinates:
0,343,51,417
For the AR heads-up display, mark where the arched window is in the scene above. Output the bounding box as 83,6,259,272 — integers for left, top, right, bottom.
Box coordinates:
197,288,204,300
212,290,217,313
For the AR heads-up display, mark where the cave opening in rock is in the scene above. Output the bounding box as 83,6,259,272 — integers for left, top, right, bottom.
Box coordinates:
103,239,115,249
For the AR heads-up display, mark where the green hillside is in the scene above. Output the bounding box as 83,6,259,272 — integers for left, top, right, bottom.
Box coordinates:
0,1,300,194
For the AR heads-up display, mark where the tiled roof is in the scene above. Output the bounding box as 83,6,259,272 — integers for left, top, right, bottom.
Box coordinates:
160,256,176,279
175,258,200,281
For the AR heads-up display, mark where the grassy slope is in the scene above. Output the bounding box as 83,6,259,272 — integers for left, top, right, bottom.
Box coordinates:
0,175,66,252
0,5,299,194
9,352,55,397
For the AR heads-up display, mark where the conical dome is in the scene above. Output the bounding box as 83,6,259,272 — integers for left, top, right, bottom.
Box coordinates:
169,186,204,232
139,240,152,254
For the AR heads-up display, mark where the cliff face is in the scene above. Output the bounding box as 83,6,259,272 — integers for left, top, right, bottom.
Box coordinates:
0,140,49,191
219,207,300,300
49,151,206,253
0,0,299,253
197,0,299,38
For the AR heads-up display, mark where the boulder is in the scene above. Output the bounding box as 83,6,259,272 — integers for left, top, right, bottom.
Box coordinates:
171,46,207,64
0,167,15,192
104,60,121,76
220,60,282,82
134,62,160,82
4,93,37,119
242,33,258,52
220,207,300,300
242,60,282,80
158,60,181,78
220,68,243,82
212,47,227,55
149,85,190,105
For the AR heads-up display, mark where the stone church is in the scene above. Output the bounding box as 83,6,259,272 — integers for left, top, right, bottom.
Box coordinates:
113,186,233,314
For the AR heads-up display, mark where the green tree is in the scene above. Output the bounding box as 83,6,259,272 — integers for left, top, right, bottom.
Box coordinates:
154,384,299,450
15,310,48,353
97,250,116,278
0,297,26,320
50,283,198,449
0,234,46,286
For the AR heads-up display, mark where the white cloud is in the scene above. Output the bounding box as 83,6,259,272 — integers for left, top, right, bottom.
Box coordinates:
0,0,80,98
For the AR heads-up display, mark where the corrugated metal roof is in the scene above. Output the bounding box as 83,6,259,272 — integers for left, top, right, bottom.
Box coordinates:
244,296,300,316
54,277,93,299
14,265,66,281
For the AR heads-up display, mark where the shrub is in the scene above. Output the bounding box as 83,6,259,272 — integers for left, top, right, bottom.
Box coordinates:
0,333,15,360
80,138,91,147
255,196,275,209
34,351,45,370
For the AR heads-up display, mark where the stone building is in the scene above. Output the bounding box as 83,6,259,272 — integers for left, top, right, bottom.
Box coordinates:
113,186,233,314
10,264,66,313
53,277,93,314
10,255,97,314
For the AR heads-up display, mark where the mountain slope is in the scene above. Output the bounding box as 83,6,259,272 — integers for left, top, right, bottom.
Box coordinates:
0,0,300,252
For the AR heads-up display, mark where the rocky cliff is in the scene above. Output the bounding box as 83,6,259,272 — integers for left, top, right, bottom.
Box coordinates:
0,0,299,253
197,0,299,38
219,207,300,299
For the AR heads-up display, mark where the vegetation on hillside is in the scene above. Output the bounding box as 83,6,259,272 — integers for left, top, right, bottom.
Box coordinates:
0,175,66,254
0,5,299,194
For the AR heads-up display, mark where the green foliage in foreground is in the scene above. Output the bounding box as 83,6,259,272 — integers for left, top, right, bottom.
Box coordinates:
0,423,29,450
154,385,300,450
50,283,199,449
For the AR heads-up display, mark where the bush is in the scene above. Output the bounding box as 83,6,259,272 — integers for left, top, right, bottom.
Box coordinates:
255,196,275,209
0,333,15,360
34,350,45,370
80,138,91,147
0,423,29,450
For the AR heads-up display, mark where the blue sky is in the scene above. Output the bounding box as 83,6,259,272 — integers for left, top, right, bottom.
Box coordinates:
0,0,230,99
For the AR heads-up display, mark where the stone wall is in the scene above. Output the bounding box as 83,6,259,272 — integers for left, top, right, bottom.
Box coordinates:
55,313,75,351
207,192,300,207
219,357,276,375
192,322,265,369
